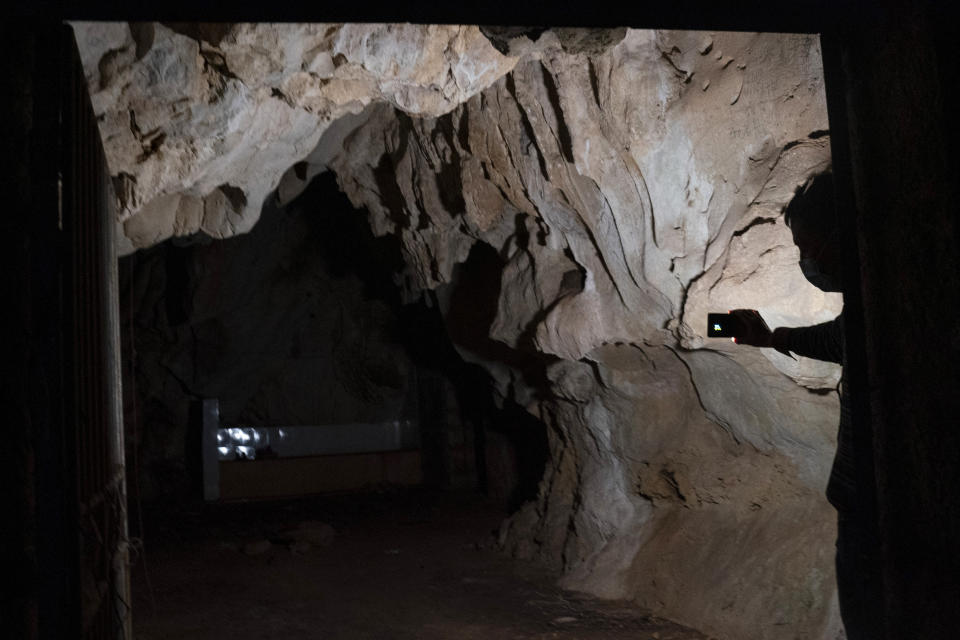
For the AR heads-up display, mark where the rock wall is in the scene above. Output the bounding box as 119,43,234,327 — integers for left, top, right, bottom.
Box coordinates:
77,23,843,639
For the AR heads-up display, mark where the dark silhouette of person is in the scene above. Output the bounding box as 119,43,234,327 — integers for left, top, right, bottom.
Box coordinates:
730,172,882,640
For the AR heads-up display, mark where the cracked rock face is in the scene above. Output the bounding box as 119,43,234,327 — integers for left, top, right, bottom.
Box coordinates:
76,23,842,640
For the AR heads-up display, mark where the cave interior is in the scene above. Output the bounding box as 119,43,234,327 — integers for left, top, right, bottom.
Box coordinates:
5,3,960,640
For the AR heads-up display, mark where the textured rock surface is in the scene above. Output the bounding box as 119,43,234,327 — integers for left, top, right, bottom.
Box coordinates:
72,22,516,251
79,24,843,640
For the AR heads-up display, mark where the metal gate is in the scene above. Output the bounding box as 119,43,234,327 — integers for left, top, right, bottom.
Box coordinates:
60,24,131,640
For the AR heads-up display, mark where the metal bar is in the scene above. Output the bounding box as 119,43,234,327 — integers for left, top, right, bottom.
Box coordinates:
62,25,129,639
216,421,421,461
202,399,221,501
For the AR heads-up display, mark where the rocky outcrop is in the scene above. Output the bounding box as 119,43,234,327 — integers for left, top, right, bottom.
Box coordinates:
323,30,841,640
72,22,516,251
77,23,843,640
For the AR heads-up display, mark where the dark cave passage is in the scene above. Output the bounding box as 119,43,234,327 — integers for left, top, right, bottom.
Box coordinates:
116,170,582,635
114,172,709,639
120,170,554,512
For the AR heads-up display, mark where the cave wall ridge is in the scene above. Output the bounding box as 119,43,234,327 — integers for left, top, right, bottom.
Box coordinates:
319,28,844,640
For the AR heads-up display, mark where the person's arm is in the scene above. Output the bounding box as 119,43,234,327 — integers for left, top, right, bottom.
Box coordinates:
772,315,844,364
730,309,844,364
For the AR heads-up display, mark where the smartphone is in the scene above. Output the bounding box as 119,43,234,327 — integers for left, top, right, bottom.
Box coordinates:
707,312,742,338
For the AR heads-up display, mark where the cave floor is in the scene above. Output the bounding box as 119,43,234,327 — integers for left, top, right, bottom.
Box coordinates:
131,488,711,640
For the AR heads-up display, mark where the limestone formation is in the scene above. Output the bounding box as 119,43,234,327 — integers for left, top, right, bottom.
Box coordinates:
72,22,516,250
77,23,843,640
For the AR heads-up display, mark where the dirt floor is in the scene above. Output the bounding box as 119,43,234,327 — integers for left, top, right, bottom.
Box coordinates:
130,489,712,640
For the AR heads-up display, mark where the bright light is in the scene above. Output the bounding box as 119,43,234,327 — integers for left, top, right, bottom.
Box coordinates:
227,427,250,443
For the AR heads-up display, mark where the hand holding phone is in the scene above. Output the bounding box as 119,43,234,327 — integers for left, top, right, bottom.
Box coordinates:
707,312,742,338
707,309,773,347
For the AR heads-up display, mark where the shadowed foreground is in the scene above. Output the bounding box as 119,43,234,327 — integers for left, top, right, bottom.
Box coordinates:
131,490,712,639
